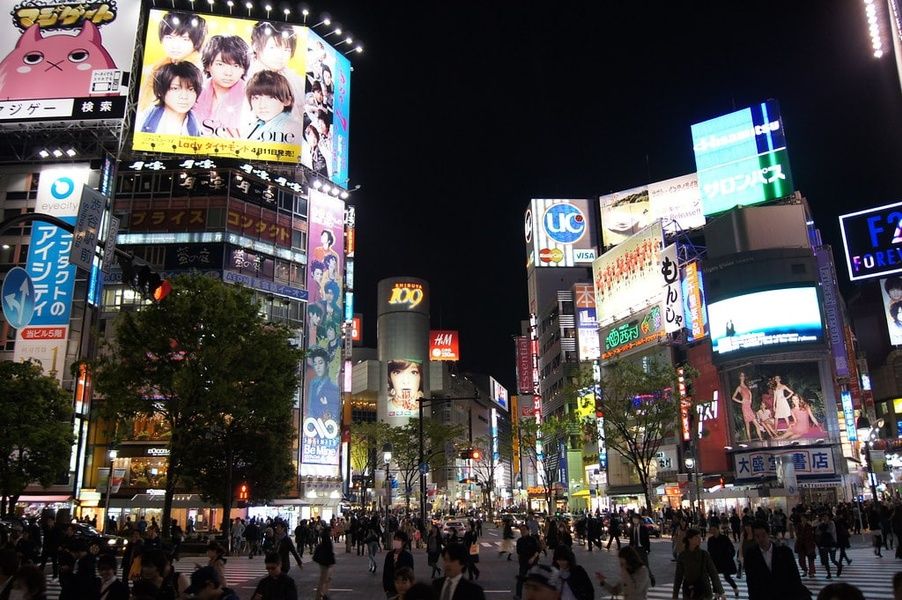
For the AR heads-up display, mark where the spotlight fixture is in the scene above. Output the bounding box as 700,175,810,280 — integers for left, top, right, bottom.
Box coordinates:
340,191,349,199
312,180,322,189
65,148,76,157
52,149,63,158
38,149,49,158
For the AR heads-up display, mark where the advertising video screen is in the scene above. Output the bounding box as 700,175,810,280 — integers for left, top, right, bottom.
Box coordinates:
726,362,829,443
134,9,350,186
0,1,140,122
881,277,902,346
490,377,509,412
708,287,824,359
599,173,704,248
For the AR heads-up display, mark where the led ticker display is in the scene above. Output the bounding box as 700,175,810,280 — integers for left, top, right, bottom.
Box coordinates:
708,287,824,359
134,9,351,185
839,200,902,281
691,100,794,216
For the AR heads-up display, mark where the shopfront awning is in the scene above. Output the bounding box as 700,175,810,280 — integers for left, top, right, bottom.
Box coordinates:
570,489,591,498
17,495,72,503
110,494,212,509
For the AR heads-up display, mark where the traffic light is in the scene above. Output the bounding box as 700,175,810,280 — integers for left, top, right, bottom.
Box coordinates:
458,448,482,460
237,483,249,501
118,254,171,302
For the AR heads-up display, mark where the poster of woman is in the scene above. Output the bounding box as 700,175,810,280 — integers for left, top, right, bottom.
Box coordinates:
386,359,424,418
727,363,828,443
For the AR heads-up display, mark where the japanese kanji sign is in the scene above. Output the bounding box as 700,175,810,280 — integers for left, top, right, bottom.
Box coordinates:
69,187,106,272
733,447,836,480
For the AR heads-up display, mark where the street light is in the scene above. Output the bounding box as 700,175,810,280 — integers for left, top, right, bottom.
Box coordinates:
103,449,118,533
684,456,700,520
383,442,393,512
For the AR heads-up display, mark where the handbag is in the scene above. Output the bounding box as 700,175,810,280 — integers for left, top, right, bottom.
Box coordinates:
469,542,479,556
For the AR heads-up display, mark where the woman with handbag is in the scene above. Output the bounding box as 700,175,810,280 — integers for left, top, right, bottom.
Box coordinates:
672,528,725,600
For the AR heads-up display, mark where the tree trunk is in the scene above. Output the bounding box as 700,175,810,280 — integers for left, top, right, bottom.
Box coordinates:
223,457,233,551
162,462,178,540
0,494,7,516
638,469,652,512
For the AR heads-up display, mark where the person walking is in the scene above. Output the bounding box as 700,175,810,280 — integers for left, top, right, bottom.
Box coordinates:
515,523,540,600
707,525,738,599
426,523,443,578
313,527,336,600
551,545,594,600
432,543,486,600
672,520,689,561
729,511,741,543
382,531,414,599
606,513,622,551
251,552,298,600
628,513,656,587
274,522,303,575
596,546,651,600
794,515,817,578
500,519,515,560
366,523,381,574
743,520,811,600
672,528,724,600
835,514,852,566
463,523,480,580
245,520,261,560
737,523,755,580
815,513,841,579
206,541,229,589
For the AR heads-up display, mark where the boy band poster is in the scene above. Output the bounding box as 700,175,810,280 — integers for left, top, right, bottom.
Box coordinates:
134,9,350,185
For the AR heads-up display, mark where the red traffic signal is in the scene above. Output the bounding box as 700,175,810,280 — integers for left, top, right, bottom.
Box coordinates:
459,448,482,460
153,279,172,302
237,483,249,501
471,449,482,460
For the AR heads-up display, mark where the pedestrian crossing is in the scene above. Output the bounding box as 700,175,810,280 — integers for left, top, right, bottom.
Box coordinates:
636,545,898,600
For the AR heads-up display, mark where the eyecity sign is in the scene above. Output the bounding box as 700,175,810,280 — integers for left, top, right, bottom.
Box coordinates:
839,200,902,281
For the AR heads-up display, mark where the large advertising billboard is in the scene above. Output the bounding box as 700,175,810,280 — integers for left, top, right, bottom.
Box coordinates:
726,362,829,443
881,277,902,346
14,166,92,383
681,261,708,342
592,221,664,326
598,173,704,248
386,358,424,418
134,9,351,186
301,190,345,477
838,200,902,281
574,283,600,361
490,377,509,412
0,1,139,122
600,303,666,362
708,287,824,359
525,199,596,267
691,100,793,216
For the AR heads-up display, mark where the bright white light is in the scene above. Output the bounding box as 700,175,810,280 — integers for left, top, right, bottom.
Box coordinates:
324,18,331,26
876,49,885,57
302,9,309,16
226,0,233,6
312,180,322,189
38,149,49,158
355,45,363,53
340,191,349,199
284,8,290,15
1,245,10,250
52,149,63,158
65,148,76,157
245,1,252,8
171,16,180,25
265,4,272,11
322,184,332,193
345,37,353,44
335,28,342,35
191,17,198,27
207,0,214,5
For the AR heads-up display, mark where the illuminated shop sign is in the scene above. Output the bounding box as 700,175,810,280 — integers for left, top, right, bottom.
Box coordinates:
600,304,666,361
388,282,425,309
839,200,902,281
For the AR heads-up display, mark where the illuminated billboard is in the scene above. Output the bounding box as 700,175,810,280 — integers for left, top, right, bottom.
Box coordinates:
599,173,704,248
681,261,708,342
13,166,92,382
515,336,532,394
838,200,902,281
429,330,460,361
0,1,139,122
490,377,509,412
386,359,423,418
133,9,351,186
592,221,664,326
881,277,902,346
708,287,824,359
691,100,794,215
600,303,666,361
525,199,597,267
301,190,345,477
726,362,829,443
573,283,600,361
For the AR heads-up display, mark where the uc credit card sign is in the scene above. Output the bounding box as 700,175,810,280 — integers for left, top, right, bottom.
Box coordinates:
839,200,902,281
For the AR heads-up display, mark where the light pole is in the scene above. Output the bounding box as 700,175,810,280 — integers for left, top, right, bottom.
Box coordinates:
103,449,118,533
383,442,393,512
684,456,699,521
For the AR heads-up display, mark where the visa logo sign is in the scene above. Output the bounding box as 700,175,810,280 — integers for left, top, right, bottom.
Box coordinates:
573,248,596,263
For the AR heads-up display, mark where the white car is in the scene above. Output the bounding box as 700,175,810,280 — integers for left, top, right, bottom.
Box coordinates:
442,520,466,538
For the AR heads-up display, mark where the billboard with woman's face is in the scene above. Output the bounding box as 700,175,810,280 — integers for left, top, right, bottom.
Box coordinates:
727,362,830,444
386,359,424,418
133,9,350,186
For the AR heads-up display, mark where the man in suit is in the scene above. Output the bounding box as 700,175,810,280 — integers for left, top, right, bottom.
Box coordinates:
744,520,811,600
628,513,656,587
432,543,486,600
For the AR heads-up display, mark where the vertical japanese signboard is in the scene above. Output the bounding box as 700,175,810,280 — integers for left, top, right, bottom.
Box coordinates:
14,166,91,382
660,244,684,334
301,190,345,477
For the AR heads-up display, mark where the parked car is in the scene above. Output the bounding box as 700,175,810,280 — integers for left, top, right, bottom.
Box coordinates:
642,516,662,538
70,523,128,555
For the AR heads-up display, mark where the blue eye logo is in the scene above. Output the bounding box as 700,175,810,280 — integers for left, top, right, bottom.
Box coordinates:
50,177,75,200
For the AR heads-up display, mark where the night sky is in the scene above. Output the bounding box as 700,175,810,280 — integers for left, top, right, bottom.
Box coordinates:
329,1,902,390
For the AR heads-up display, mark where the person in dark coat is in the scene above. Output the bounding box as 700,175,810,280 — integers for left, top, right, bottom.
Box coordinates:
96,554,128,600
274,523,303,575
707,524,738,597
383,531,414,599
744,521,811,600
552,545,594,600
515,524,539,600
431,543,486,600
313,527,336,600
606,513,621,550
251,552,298,600
463,524,480,580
